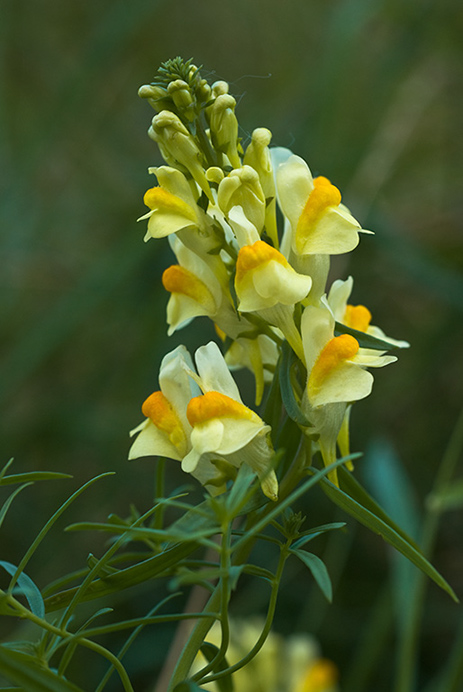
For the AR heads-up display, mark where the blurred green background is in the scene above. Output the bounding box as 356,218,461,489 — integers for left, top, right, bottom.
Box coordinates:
1,0,463,689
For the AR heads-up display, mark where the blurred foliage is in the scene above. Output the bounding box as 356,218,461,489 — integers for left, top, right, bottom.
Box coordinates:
1,0,463,689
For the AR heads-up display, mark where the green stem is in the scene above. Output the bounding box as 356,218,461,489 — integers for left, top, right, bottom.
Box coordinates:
199,538,291,685
166,587,222,692
3,593,134,692
191,523,232,682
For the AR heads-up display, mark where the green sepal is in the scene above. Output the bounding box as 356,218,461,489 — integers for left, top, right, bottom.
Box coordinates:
320,471,458,602
290,549,333,602
334,322,398,350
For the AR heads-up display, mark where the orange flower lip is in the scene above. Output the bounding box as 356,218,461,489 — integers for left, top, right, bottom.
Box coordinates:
343,304,372,333
235,240,288,283
308,333,359,395
187,391,258,426
162,265,216,311
142,390,187,451
295,175,342,252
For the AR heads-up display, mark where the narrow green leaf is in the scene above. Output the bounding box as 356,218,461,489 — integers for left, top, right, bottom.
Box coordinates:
0,483,32,529
199,643,233,692
0,472,72,487
290,549,333,602
334,322,399,350
0,562,44,618
0,646,83,692
320,477,458,601
279,342,312,427
9,473,115,592
44,542,198,612
292,522,346,550
338,466,421,551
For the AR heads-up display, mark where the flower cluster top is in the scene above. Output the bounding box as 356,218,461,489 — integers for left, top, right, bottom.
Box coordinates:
130,58,408,499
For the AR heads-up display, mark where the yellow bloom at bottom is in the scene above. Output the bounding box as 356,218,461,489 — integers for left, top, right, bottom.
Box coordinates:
294,659,339,692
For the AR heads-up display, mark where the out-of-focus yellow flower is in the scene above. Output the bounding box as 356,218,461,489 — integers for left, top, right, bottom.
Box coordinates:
191,618,339,692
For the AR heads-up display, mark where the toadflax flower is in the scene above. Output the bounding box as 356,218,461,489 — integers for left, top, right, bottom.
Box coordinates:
129,342,278,500
327,276,410,350
235,240,312,362
301,303,396,484
274,154,371,257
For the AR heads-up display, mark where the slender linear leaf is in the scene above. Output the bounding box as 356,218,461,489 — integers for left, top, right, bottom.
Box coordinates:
0,646,83,692
292,522,346,550
0,562,44,618
199,643,233,692
338,466,421,551
290,549,333,602
334,321,400,350
279,342,312,427
320,477,458,601
0,472,72,487
0,483,32,529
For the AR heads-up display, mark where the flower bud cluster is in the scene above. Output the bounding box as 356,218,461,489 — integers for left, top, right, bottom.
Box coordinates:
130,58,408,495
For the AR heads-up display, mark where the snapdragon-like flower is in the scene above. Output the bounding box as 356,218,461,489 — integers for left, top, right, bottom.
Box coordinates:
162,236,228,335
140,166,204,240
235,240,311,362
275,153,371,257
130,342,278,499
217,166,266,235
327,276,410,349
301,304,396,484
183,342,278,501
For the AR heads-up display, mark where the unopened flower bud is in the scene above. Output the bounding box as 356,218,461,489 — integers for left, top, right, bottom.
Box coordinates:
138,84,172,112
211,80,229,97
244,128,278,247
206,167,225,184
150,111,212,201
196,79,212,103
168,79,195,115
218,165,266,232
208,94,241,168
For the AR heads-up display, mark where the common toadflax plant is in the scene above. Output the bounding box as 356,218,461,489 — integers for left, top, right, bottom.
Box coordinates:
130,57,408,493
0,58,457,692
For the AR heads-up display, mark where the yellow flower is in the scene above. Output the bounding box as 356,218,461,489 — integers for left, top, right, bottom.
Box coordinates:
191,619,339,692
183,342,278,501
301,304,396,484
274,153,371,257
129,343,278,499
139,166,204,240
327,276,410,349
234,240,311,362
